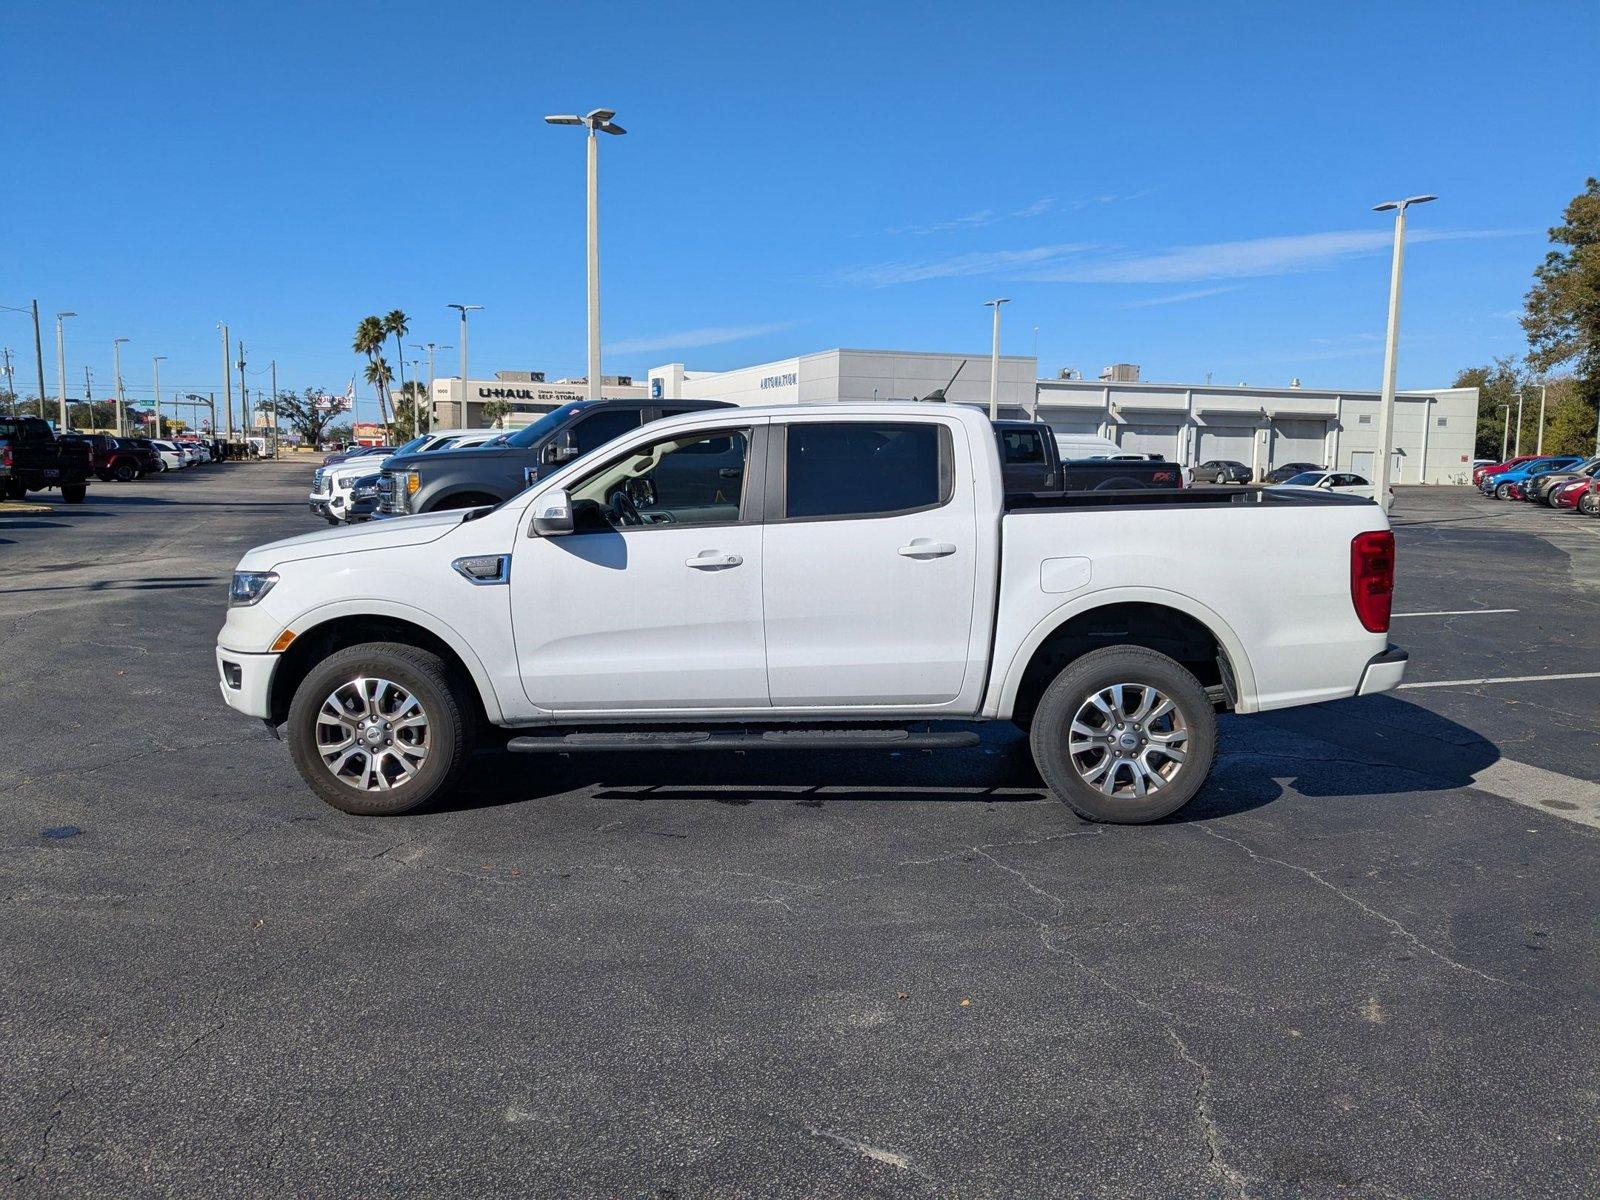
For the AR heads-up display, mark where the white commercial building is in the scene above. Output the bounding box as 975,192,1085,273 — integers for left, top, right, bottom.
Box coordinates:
429,371,647,429
651,348,1479,485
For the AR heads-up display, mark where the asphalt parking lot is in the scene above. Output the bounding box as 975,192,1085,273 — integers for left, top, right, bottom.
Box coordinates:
3,462,1598,1199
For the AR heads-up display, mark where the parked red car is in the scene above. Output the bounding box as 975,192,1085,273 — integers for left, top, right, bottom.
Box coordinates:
1473,454,1540,488
61,433,159,482
1565,477,1600,516
1551,477,1590,509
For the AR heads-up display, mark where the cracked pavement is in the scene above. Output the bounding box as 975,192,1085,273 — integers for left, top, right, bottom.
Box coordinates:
2,469,1598,1198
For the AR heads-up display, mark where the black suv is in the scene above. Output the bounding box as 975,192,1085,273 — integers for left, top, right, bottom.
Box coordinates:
376,399,731,517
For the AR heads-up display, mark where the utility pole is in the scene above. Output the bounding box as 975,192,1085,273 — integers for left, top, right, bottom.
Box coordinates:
1513,386,1524,457
1,347,13,416
32,301,47,420
153,356,167,439
413,342,449,434
270,359,278,456
237,341,247,439
83,365,93,430
1499,403,1511,462
55,311,76,430
219,322,233,440
984,298,1010,420
1535,383,1547,455
113,337,129,436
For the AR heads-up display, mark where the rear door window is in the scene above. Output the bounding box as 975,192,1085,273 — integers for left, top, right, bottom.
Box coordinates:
782,422,949,520
999,428,1046,464
572,408,642,454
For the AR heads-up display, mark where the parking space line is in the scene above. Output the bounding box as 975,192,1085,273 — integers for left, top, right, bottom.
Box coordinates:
1391,608,1518,618
1468,758,1600,831
1400,671,1600,689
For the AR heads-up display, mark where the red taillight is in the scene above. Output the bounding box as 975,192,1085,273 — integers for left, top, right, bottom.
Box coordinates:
0,445,11,468
1350,530,1395,633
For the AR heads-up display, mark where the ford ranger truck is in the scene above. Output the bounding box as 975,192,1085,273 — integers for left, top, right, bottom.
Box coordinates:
217,404,1407,824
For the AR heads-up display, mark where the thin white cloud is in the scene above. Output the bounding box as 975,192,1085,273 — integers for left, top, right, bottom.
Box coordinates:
888,195,1056,235
837,243,1097,287
605,320,800,356
1012,196,1057,219
1019,228,1524,284
1117,285,1242,308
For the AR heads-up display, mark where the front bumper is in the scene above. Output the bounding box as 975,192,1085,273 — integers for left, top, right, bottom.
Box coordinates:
216,646,277,718
1356,645,1409,696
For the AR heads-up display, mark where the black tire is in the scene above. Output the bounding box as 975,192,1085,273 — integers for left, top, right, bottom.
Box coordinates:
287,642,474,816
114,460,138,483
2,478,24,500
1580,492,1599,517
1495,482,1515,500
1029,645,1217,824
60,484,87,504
97,471,113,482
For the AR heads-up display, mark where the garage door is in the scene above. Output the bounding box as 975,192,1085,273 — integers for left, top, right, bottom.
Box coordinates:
1038,410,1103,438
1117,422,1182,460
1195,425,1255,466
1270,419,1328,468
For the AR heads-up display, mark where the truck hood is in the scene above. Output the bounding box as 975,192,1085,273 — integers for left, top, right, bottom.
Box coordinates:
237,509,467,570
385,446,518,472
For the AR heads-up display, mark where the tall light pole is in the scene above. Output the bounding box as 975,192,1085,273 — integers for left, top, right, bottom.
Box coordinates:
983,298,1010,420
1534,383,1547,455
446,306,480,425
545,108,626,401
112,337,130,436
1498,403,1511,462
152,356,167,438
413,342,449,433
219,323,233,440
1371,193,1436,512
1513,386,1524,457
55,311,76,430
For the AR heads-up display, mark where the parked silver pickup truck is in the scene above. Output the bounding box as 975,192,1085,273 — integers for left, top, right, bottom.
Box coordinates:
218,404,1406,823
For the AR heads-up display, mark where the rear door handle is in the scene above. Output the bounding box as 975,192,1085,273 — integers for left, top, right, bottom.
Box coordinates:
897,539,957,559
685,551,743,570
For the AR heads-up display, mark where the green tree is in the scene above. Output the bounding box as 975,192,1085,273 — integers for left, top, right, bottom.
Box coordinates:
267,387,350,448
1524,178,1600,381
481,397,512,428
353,315,391,432
391,380,429,441
363,356,394,438
1454,357,1530,458
384,310,410,422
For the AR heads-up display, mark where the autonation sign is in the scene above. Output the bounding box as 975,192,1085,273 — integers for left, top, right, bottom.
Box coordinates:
760,372,797,390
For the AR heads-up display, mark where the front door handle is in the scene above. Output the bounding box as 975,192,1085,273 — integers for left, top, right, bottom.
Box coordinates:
686,551,743,570
897,539,957,559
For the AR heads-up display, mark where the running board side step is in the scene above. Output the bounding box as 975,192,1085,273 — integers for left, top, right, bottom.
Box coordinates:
506,728,981,753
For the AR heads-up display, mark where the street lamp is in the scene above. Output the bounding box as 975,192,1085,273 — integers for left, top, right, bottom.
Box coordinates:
1498,403,1511,462
112,337,130,436
445,307,480,427
412,342,450,434
1370,193,1436,511
152,356,167,438
1533,383,1548,455
545,107,626,401
55,312,77,430
983,298,1011,420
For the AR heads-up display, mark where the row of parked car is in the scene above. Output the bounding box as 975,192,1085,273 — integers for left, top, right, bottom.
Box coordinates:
1,414,237,503
1474,452,1600,515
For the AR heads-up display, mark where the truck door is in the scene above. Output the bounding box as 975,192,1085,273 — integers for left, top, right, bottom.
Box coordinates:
511,421,770,713
761,417,978,707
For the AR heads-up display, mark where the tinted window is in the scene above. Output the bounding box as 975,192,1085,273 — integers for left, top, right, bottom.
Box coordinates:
1000,429,1046,464
573,409,641,453
502,404,592,449
1282,472,1323,486
784,422,945,520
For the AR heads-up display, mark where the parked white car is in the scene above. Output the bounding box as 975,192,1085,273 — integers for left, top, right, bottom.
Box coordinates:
222,404,1406,822
145,440,184,472
1267,470,1384,502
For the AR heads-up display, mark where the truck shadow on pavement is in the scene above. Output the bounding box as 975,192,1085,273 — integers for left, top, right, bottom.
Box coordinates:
432,696,1500,822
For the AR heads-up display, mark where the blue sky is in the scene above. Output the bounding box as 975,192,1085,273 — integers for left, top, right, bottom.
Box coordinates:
2,0,1595,423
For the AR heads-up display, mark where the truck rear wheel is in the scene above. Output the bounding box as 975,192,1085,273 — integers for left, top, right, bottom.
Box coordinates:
1029,646,1217,824
61,484,87,504
287,642,475,816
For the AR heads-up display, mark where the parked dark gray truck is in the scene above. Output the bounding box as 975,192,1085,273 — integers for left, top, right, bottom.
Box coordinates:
991,419,1183,496
0,416,92,502
375,399,730,517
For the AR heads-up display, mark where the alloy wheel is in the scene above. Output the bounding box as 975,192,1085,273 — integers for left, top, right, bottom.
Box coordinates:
315,677,430,791
1067,683,1189,799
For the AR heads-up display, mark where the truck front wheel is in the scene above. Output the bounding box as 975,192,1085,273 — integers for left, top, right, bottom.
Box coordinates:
287,642,475,816
1029,646,1217,824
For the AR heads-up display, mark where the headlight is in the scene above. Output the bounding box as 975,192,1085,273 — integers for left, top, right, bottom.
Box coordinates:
352,482,378,500
228,570,279,607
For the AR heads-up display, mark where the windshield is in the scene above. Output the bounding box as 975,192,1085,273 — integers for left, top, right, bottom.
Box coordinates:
1282,472,1324,486
392,435,431,456
503,403,591,449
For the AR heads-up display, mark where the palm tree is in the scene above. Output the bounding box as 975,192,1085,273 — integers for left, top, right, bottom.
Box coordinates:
363,356,393,435
353,315,389,430
383,310,410,425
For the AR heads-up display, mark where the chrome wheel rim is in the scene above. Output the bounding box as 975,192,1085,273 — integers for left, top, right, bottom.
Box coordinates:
1067,683,1189,799
316,677,430,791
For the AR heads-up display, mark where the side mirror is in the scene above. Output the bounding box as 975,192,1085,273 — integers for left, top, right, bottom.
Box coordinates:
529,488,574,537
548,430,580,464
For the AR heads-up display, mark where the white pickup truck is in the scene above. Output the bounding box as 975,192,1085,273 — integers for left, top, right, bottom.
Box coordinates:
217,404,1406,823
